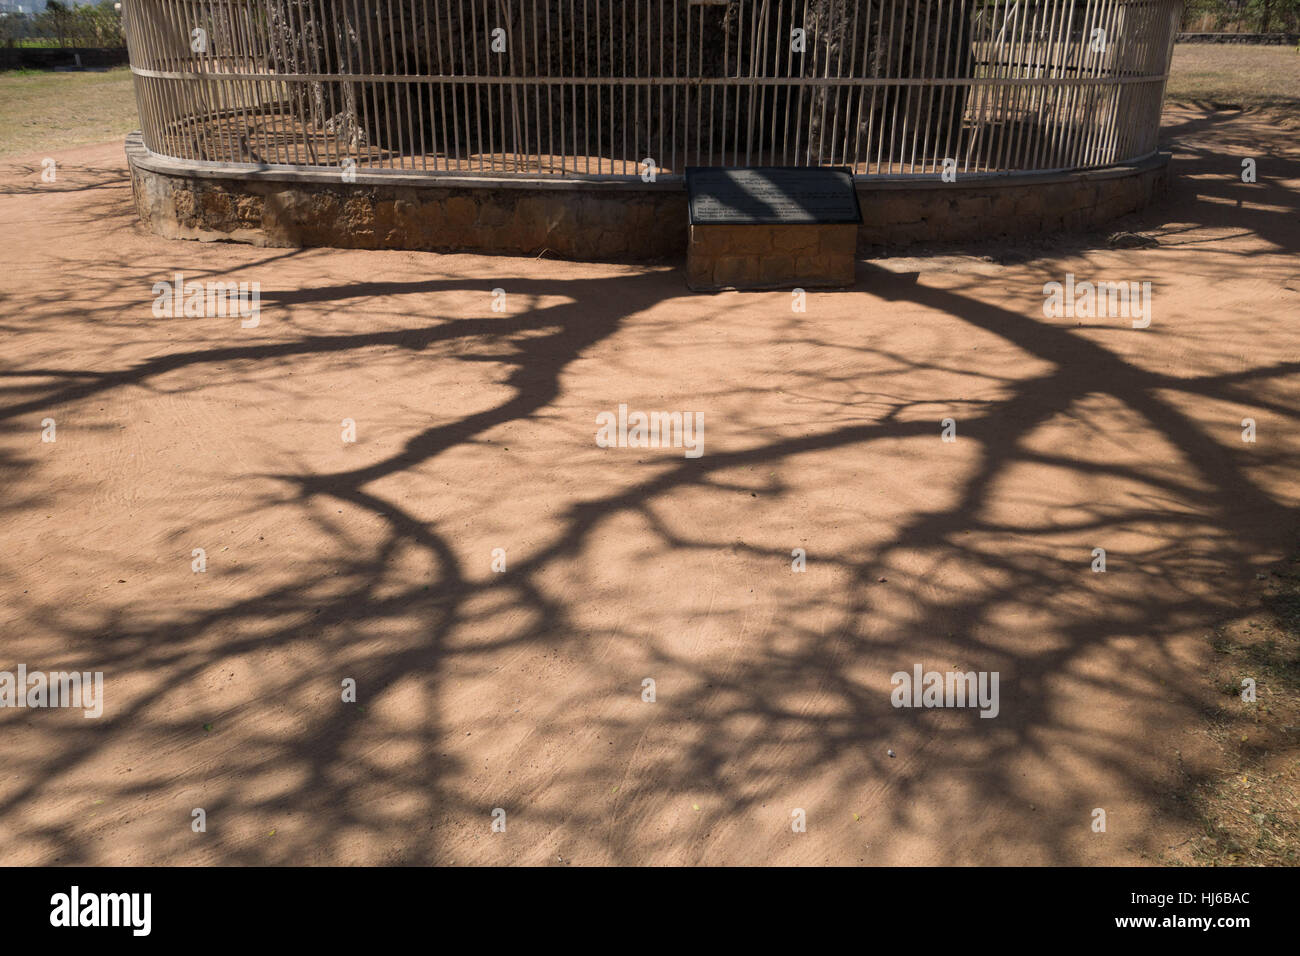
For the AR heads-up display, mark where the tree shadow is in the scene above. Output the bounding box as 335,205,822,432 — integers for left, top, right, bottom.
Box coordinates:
0,106,1297,864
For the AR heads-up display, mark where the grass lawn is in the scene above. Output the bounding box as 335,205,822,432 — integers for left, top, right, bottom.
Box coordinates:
1167,43,1300,114
0,65,136,159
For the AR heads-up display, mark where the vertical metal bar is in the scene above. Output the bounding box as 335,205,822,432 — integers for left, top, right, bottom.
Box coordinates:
1000,0,1034,171
1034,0,1075,171
850,0,874,173
872,0,893,172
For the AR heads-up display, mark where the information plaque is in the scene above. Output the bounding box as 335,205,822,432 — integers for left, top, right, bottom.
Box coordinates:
686,166,862,226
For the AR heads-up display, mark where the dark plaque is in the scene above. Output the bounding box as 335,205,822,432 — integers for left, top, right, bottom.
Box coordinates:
686,166,862,226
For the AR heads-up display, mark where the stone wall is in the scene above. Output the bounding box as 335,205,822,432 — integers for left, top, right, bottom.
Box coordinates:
856,160,1170,250
687,224,857,291
127,133,1169,261
129,145,686,261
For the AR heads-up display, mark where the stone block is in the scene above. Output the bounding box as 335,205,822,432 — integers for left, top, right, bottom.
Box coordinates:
477,199,511,227
723,226,774,254
712,255,760,288
445,195,477,230
956,195,992,219
819,224,858,256
756,255,797,285
689,221,856,290
880,195,925,224
771,225,821,253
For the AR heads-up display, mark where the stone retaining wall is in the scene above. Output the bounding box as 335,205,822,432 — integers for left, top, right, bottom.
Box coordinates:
127,134,1170,261
687,224,858,291
857,160,1169,247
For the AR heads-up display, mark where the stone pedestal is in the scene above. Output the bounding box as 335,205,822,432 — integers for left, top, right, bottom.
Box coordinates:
686,223,857,291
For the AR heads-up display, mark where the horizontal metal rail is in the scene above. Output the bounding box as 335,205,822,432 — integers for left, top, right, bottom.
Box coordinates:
122,0,1183,178
131,68,1171,87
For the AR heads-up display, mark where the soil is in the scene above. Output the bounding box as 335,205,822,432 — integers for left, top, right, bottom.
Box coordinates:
0,104,1296,865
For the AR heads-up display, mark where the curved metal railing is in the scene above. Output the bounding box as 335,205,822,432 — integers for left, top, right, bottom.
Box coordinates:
123,0,1181,179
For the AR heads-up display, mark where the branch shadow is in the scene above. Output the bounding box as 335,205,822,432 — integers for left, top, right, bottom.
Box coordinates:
1,106,1298,864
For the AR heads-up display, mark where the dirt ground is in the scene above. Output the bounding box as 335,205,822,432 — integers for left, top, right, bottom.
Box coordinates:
0,104,1297,866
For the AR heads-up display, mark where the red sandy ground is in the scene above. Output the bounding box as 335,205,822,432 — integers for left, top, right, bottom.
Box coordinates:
0,106,1296,865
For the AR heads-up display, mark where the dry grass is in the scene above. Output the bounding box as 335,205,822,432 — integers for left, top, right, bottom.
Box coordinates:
0,66,136,160
1167,43,1300,116
1168,564,1300,866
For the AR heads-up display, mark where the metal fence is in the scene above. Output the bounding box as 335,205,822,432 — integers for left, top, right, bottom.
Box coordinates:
123,0,1182,178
